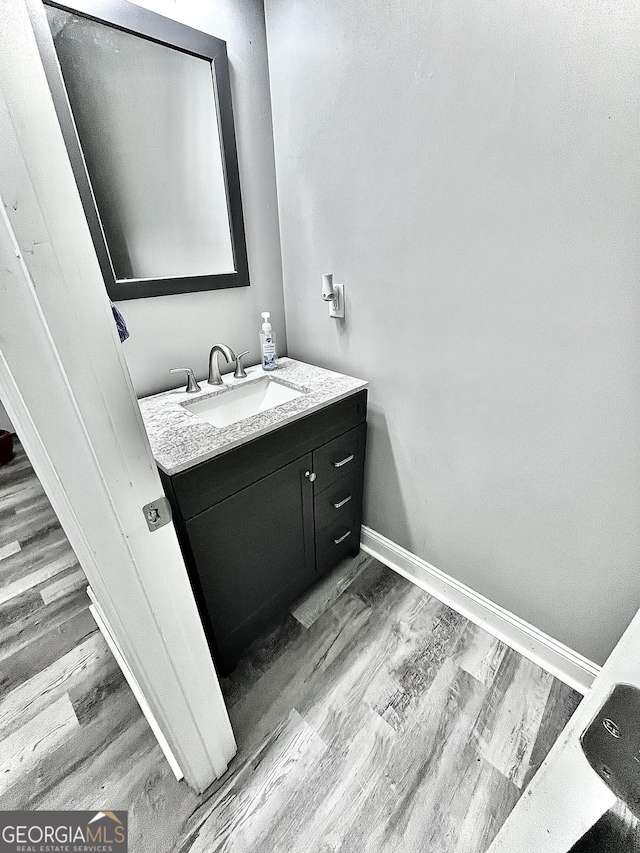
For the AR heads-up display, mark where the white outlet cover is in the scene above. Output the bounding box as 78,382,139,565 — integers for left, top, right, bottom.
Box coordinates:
329,283,345,318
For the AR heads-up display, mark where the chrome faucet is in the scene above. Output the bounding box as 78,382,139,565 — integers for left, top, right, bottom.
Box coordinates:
208,344,252,384
208,344,236,385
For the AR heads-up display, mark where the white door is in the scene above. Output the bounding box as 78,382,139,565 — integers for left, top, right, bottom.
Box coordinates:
489,605,640,851
0,0,236,792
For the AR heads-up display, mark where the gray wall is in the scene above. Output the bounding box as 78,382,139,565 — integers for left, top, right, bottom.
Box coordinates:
265,0,640,665
0,401,13,433
114,0,286,398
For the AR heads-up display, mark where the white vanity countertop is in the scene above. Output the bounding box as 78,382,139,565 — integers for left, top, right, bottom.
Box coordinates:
138,358,368,475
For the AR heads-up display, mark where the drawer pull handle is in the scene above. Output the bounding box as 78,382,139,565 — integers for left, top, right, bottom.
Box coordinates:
332,494,352,509
333,454,355,468
333,529,352,545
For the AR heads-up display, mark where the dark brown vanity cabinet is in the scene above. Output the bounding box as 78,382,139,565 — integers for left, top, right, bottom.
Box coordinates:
159,389,367,674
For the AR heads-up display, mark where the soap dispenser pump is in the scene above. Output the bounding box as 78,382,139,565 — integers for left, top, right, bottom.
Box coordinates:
260,311,278,371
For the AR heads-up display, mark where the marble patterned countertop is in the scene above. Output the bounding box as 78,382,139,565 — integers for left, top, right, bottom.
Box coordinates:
138,358,368,475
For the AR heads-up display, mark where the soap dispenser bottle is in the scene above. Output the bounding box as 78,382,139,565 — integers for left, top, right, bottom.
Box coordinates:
260,311,278,371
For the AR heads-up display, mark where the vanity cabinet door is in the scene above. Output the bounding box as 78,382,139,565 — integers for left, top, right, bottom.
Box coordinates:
185,453,315,673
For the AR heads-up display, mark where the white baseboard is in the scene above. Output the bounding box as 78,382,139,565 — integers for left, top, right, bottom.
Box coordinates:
360,526,600,695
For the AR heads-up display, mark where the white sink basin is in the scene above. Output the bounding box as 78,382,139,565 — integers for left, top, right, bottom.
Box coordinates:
185,377,305,428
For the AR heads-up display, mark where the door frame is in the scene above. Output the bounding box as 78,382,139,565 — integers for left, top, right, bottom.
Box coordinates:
0,0,236,793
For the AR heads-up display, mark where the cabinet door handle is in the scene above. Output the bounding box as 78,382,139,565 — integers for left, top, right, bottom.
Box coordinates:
332,494,352,509
333,454,354,468
333,529,351,545
305,470,317,482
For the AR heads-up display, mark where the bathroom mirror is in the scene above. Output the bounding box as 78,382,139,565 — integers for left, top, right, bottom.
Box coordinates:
30,0,249,300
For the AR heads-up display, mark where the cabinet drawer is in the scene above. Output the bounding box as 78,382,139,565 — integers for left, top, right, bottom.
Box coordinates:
313,423,366,493
314,470,361,533
316,509,359,575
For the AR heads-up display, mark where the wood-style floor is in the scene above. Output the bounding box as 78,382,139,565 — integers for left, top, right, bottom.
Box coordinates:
1,438,634,851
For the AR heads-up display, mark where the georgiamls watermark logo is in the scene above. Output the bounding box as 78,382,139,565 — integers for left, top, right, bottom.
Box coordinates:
0,811,127,853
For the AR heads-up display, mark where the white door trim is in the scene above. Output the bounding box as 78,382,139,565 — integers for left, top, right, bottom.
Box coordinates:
361,525,600,694
0,0,235,792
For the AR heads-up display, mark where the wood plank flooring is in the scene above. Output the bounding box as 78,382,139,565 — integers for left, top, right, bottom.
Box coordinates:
1,436,632,851
0,439,95,692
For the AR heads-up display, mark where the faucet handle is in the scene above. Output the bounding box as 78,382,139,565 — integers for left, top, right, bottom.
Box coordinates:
169,368,199,393
234,350,250,379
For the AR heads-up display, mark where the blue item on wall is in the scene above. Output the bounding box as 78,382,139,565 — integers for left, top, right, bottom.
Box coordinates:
110,301,129,342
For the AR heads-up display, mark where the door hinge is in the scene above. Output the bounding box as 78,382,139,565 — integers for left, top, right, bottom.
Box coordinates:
580,682,640,817
142,496,172,532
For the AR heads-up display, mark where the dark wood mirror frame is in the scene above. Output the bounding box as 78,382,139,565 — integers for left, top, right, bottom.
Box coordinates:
28,0,250,300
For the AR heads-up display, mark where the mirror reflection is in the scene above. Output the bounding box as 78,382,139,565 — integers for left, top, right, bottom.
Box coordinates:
46,7,235,283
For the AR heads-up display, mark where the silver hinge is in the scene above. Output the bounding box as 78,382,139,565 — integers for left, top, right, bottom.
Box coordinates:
142,496,172,532
580,682,640,817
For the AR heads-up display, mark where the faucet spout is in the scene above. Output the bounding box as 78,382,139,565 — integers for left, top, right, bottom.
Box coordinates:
208,344,236,385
